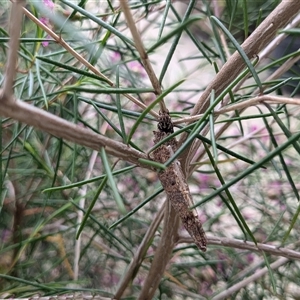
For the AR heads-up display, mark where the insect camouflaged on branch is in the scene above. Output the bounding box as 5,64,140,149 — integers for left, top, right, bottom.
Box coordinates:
152,111,207,252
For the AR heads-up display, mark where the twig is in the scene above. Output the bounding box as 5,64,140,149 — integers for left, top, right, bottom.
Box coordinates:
209,236,300,260
189,51,300,171
152,113,207,251
179,235,300,260
74,118,113,280
114,204,165,299
264,50,300,83
116,4,182,298
211,256,289,300
259,13,300,59
173,94,300,125
22,6,159,119
12,295,111,300
138,200,180,300
119,0,167,113
192,1,300,117
216,95,300,114
73,150,98,280
1,0,25,100
189,31,300,170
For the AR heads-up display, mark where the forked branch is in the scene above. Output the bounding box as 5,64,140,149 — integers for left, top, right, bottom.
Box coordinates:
178,0,300,174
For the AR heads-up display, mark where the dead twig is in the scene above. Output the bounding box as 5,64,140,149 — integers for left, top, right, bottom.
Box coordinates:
216,95,300,115
120,0,167,113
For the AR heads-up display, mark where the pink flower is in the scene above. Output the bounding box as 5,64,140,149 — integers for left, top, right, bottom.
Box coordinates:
111,52,121,63
40,0,54,47
246,253,255,263
197,173,210,189
39,17,49,26
127,61,146,78
249,124,258,132
42,38,50,48
44,0,55,9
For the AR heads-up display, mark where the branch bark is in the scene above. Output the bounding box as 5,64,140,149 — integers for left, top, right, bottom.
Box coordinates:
1,0,25,100
179,235,300,260
138,200,180,300
0,95,152,169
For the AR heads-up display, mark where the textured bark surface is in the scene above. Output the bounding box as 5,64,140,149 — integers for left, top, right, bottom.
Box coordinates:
152,112,207,251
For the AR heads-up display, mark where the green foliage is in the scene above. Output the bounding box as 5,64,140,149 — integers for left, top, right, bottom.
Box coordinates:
1,0,300,299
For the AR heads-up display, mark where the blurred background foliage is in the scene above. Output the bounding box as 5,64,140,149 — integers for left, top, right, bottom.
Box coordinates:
1,0,300,299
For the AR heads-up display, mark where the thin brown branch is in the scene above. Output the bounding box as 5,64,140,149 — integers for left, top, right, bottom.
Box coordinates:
179,235,300,260
119,0,167,113
173,94,300,125
211,257,289,300
1,0,25,100
114,204,165,299
209,236,300,260
0,94,152,169
22,6,110,83
189,38,300,170
198,12,300,160
138,200,180,300
22,6,159,119
217,95,300,114
192,1,300,117
265,49,300,83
